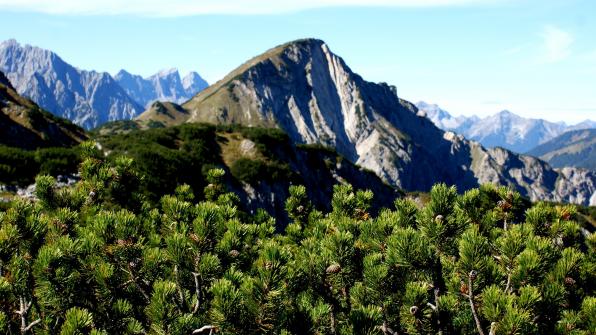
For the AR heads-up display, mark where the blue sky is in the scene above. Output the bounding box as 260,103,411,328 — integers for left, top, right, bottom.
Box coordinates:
0,0,594,123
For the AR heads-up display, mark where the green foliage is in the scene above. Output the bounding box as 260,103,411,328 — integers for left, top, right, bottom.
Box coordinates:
0,147,594,335
0,144,81,185
230,158,292,184
98,123,221,201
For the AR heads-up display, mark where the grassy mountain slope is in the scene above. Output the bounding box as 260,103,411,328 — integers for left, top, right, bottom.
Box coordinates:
0,71,86,149
136,101,190,126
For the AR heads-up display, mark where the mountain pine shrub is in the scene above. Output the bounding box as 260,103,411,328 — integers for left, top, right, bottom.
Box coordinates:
0,142,594,334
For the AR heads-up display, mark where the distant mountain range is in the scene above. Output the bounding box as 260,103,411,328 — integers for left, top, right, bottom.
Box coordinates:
115,68,208,108
0,39,207,129
527,129,596,171
416,101,595,154
137,38,595,205
0,70,86,149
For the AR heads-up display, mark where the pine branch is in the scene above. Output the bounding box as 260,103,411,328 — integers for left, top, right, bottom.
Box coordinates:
504,268,512,293
488,322,497,335
466,271,485,335
330,307,337,335
124,264,150,302
22,319,41,333
173,265,186,308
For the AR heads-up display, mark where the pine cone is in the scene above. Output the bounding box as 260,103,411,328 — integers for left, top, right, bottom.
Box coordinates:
560,209,571,220
356,210,370,221
469,270,478,281
409,306,419,315
229,249,240,258
326,263,341,274
460,283,469,295
564,277,576,286
497,200,512,211
189,233,200,243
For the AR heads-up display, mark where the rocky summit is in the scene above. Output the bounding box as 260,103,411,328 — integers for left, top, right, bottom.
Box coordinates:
136,39,595,205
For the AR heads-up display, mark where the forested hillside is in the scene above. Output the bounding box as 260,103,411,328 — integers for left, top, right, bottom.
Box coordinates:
0,142,595,334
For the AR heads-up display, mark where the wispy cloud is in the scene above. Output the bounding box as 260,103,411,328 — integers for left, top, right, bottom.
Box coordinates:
541,25,573,63
0,0,504,16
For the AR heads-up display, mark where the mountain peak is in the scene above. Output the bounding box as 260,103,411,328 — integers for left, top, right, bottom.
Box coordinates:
283,38,326,48
144,39,596,205
0,38,19,48
155,68,179,77
115,69,133,77
497,110,515,117
182,71,208,93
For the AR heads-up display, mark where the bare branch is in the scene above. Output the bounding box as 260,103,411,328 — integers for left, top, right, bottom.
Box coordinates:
192,272,201,314
15,296,41,334
488,322,497,335
378,321,399,335
22,319,41,333
192,325,218,334
467,271,485,335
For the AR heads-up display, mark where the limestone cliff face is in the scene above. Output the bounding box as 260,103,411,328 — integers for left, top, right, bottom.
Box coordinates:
141,39,595,205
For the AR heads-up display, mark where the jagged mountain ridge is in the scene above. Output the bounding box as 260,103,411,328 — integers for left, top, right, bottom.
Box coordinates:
417,101,594,153
115,68,208,108
0,39,144,129
0,70,86,149
138,38,595,205
0,39,208,129
527,129,596,171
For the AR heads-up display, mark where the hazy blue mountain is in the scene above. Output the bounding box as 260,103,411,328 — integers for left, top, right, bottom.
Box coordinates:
139,39,595,205
527,129,596,171
0,39,143,129
115,68,208,108
417,101,594,153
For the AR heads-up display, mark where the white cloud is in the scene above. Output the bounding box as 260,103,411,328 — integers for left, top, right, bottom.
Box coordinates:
0,0,503,16
541,25,573,63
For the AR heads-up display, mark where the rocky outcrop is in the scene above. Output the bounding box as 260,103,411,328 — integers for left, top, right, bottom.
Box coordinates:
140,39,595,205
